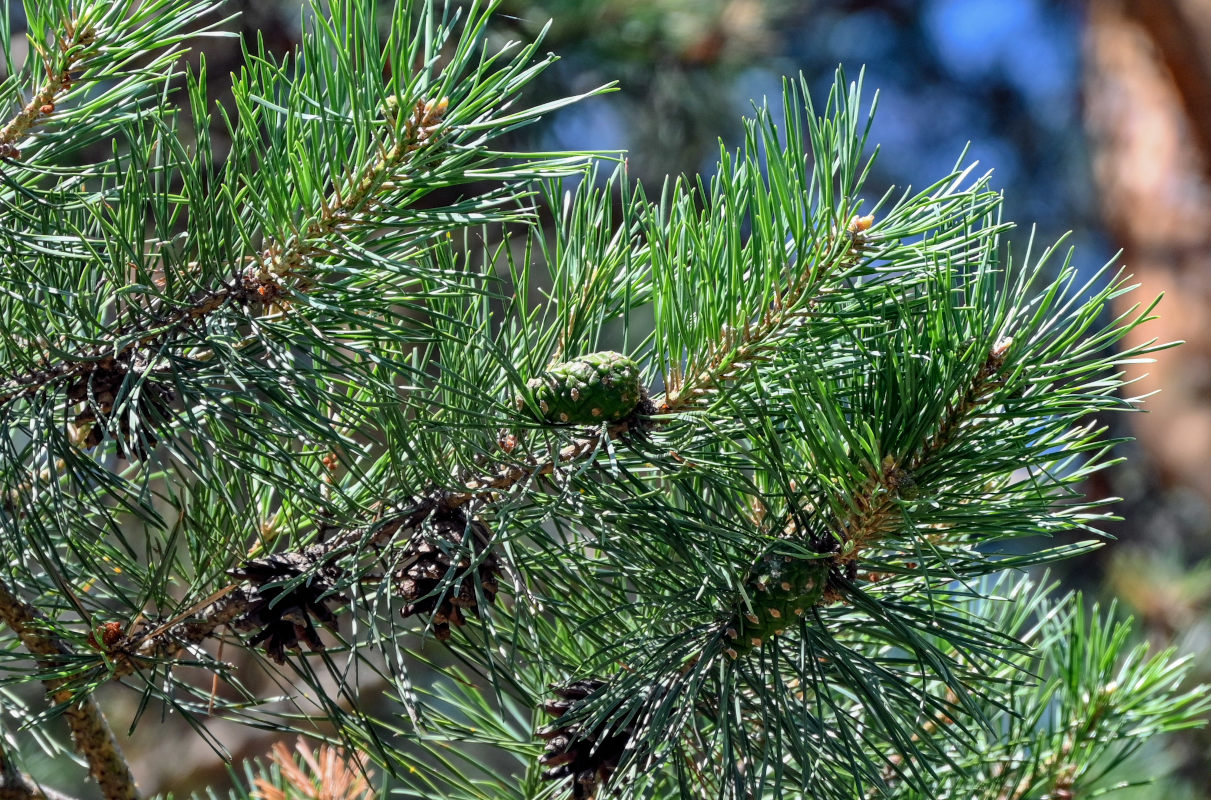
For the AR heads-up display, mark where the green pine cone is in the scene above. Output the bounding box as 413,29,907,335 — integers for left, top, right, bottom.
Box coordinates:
726,553,828,655
519,351,644,424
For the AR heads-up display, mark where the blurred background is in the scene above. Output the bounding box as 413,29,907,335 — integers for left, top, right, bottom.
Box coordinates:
13,0,1211,795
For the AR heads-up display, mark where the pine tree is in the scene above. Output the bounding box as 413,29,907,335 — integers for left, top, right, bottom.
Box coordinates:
0,2,1205,799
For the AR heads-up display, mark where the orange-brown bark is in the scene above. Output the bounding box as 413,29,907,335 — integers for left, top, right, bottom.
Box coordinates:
1084,0,1211,498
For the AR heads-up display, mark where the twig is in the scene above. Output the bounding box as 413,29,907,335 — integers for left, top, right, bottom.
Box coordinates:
0,776,84,800
104,585,246,680
445,219,877,508
0,15,97,156
662,215,874,409
0,578,140,800
61,223,877,671
0,291,230,406
445,427,614,508
105,503,442,673
0,97,449,407
834,337,1013,565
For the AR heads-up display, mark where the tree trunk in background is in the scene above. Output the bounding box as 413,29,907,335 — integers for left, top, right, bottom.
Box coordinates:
1084,0,1211,503
1084,2,1211,791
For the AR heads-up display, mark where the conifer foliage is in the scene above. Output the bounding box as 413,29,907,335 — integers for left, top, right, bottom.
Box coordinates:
0,1,1205,799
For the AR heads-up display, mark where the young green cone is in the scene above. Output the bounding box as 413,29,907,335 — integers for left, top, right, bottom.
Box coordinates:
520,351,645,424
725,552,829,655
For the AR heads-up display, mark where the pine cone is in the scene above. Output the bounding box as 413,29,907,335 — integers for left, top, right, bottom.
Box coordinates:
538,680,637,800
66,359,175,459
724,548,828,657
393,507,499,640
230,546,346,664
519,351,646,425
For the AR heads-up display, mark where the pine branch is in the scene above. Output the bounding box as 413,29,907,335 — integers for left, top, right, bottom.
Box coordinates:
0,773,81,800
660,215,874,411
0,15,94,158
100,501,462,674
450,421,629,505
0,1,230,167
1,6,1198,795
0,292,226,407
835,336,1014,571
445,220,879,506
105,584,247,680
106,496,490,672
0,783,81,800
443,222,875,509
0,94,450,408
253,96,452,292
0,578,139,800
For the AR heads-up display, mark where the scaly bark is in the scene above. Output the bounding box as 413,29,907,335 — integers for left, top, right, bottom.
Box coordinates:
0,578,140,800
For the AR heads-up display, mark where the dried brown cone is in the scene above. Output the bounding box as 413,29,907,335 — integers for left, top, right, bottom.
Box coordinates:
231,270,286,307
66,358,175,459
230,546,347,665
538,680,638,800
392,506,499,641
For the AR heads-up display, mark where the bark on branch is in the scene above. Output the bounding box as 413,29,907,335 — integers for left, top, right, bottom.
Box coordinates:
0,578,140,800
